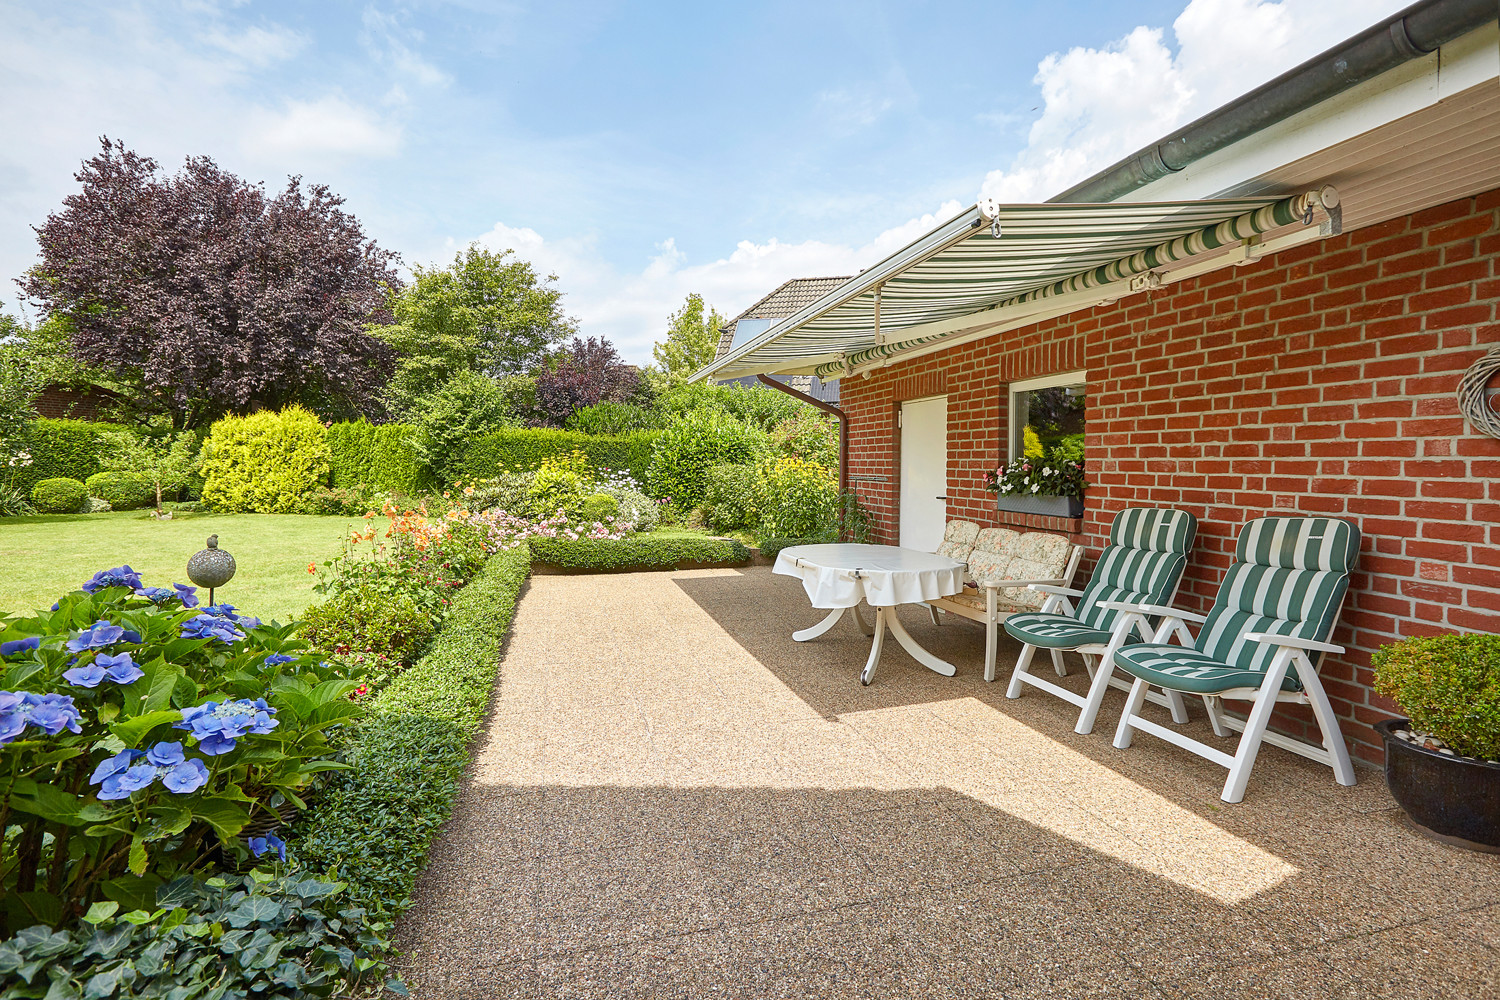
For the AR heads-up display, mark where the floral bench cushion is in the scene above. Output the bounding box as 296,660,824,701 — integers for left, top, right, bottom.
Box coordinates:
936,520,981,562
962,528,1073,611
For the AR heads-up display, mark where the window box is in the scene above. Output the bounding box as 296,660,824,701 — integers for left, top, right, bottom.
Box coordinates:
995,494,1084,518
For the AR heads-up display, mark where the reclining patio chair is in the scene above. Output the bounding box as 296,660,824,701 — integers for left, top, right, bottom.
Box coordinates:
1106,515,1360,803
1003,507,1198,735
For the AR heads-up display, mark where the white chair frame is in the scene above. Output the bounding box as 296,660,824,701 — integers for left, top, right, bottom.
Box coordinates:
924,544,1085,682
1005,586,1191,736
1105,599,1358,804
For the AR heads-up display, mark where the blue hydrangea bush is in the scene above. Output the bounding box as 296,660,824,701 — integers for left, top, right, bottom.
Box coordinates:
0,566,361,935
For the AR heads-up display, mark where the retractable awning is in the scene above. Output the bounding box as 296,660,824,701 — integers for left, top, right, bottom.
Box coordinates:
693,187,1340,382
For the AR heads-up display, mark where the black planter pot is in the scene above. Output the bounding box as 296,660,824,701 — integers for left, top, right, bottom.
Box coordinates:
1376,718,1500,852
993,494,1084,518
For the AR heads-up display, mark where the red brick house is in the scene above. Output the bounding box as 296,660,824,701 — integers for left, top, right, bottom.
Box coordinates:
697,1,1500,764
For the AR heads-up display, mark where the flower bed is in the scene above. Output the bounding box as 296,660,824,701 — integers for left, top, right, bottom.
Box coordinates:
293,544,531,912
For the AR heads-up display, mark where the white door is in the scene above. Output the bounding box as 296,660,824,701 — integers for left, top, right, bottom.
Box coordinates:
900,395,948,551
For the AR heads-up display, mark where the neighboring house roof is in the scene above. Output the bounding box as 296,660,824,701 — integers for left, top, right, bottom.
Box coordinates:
715,277,850,361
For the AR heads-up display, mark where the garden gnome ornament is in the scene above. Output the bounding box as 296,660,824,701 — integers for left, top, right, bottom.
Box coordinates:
187,535,236,605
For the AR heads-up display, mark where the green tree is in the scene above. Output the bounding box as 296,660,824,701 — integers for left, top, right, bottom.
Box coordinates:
652,293,727,380
97,428,201,515
373,245,576,416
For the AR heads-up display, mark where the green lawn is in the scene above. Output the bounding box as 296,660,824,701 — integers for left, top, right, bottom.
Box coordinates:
0,511,371,623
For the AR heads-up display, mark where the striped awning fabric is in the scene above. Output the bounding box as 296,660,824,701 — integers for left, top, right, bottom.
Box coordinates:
695,193,1317,381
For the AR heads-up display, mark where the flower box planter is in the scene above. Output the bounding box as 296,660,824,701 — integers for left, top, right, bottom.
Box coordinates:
1376,718,1500,853
994,494,1084,518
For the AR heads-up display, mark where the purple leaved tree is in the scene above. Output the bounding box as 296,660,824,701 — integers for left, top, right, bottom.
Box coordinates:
533,336,639,427
22,139,402,428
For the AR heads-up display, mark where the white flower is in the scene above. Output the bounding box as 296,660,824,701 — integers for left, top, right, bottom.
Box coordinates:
1043,467,1053,476
1031,484,1040,493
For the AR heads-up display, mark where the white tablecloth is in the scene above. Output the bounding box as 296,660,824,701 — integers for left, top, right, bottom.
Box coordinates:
773,544,965,609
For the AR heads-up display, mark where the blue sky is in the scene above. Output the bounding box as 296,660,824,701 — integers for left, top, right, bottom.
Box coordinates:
0,0,1404,362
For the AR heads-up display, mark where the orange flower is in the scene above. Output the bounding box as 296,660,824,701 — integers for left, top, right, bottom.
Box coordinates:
307,562,316,574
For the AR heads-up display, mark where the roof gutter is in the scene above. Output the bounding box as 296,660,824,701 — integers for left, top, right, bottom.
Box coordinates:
1052,0,1497,204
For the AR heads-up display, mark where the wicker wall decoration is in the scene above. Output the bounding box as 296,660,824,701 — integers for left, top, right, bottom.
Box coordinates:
1457,346,1500,440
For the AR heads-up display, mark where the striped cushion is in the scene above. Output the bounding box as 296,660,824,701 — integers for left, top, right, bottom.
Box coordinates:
1116,516,1360,694
1073,508,1198,633
936,520,981,562
1002,507,1196,651
1111,644,1300,694
1004,612,1115,648
1196,517,1359,676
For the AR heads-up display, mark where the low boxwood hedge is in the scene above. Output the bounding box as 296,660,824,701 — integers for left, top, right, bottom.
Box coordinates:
529,535,751,572
293,544,531,912
29,476,88,513
757,536,830,560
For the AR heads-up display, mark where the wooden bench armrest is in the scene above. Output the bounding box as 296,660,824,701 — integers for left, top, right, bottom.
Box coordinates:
1028,584,1084,598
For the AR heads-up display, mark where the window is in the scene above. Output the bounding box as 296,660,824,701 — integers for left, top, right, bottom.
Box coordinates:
1008,370,1086,464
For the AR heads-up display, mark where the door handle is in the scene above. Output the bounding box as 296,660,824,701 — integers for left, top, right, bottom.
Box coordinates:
935,496,949,500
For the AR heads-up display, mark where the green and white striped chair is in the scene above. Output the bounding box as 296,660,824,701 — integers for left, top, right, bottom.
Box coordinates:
1108,516,1361,804
1003,507,1198,735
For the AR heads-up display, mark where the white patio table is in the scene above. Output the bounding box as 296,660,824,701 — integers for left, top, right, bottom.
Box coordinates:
773,543,966,685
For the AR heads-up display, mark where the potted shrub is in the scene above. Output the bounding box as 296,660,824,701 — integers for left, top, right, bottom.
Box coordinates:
1372,632,1500,852
983,456,1087,518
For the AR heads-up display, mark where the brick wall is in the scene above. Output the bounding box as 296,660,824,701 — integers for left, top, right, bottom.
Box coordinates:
840,188,1500,763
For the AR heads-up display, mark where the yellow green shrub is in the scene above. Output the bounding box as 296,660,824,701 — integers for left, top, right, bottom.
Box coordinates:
201,405,331,513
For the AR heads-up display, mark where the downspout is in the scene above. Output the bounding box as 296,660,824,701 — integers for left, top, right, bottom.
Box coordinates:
755,373,850,501
1053,0,1496,203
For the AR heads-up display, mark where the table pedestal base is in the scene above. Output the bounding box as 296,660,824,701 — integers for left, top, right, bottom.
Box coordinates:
792,605,956,685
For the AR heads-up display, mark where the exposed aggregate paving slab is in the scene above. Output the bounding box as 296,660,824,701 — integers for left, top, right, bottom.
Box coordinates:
398,566,1500,998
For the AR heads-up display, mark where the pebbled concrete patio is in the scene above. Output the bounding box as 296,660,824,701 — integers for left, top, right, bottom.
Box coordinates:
398,566,1500,999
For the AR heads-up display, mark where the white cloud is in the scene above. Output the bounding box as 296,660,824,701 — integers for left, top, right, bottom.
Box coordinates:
245,96,402,159
981,0,1412,202
198,22,308,66
462,202,966,364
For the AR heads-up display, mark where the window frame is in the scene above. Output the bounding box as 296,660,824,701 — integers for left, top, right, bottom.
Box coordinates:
1007,369,1088,463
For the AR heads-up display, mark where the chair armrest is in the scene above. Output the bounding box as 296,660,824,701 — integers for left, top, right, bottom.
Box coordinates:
1244,632,1345,655
1096,599,1208,623
1028,584,1084,598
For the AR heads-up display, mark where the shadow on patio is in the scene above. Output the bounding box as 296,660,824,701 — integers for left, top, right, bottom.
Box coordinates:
397,567,1500,999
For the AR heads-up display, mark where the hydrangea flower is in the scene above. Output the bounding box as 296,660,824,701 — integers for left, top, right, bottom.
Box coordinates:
82,566,144,593
62,662,107,688
65,620,139,652
1,692,85,742
205,604,261,631
174,698,278,755
180,613,246,645
174,583,200,608
263,653,296,667
0,636,40,657
90,749,157,800
146,742,210,793
90,742,212,799
96,652,143,685
247,832,287,862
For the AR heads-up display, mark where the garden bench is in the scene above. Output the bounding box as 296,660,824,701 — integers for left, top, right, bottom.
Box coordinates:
922,521,1084,681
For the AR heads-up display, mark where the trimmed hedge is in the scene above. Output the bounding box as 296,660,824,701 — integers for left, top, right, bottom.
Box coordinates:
460,428,660,483
327,420,376,488
529,535,750,572
294,545,531,911
15,418,125,491
29,476,88,513
84,470,153,510
757,536,829,560
326,420,428,494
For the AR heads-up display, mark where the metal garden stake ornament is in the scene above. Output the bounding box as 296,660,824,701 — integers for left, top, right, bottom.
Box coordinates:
187,534,236,605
